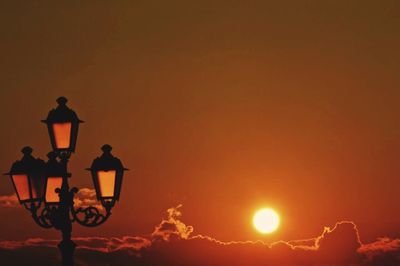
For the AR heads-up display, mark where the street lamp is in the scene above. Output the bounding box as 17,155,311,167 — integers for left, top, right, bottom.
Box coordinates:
5,146,46,205
4,97,127,266
42,96,83,153
88,144,128,210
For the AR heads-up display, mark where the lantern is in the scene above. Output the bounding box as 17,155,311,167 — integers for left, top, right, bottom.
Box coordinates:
44,152,66,204
42,97,83,153
87,145,127,207
4,147,45,204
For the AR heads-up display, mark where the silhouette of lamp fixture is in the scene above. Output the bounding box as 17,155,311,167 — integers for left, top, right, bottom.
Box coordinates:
5,97,128,266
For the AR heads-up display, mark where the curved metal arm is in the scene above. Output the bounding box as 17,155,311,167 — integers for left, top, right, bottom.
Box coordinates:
28,202,55,229
72,205,111,227
23,186,115,228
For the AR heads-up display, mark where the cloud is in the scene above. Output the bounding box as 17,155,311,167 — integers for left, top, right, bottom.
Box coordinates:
0,194,19,207
0,204,399,265
151,204,193,241
0,188,102,210
0,238,57,250
73,188,103,210
0,236,151,256
358,237,400,265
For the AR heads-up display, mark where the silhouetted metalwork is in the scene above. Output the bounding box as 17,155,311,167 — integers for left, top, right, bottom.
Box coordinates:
4,97,127,266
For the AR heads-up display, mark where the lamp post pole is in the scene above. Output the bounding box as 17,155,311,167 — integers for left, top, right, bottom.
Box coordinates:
5,97,127,266
57,155,75,266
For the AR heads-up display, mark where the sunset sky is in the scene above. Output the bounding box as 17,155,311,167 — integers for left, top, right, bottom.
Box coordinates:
0,1,399,265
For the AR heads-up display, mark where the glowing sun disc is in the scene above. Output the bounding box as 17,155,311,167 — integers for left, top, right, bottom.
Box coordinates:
253,208,280,234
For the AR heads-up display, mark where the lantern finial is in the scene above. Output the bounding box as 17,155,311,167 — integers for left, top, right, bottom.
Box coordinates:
57,96,68,106
101,144,112,154
21,146,33,156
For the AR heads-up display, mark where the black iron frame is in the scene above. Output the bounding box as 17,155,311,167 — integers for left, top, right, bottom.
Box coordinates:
23,151,114,266
7,97,123,266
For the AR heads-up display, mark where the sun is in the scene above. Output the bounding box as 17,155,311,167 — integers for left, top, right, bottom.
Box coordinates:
253,208,280,234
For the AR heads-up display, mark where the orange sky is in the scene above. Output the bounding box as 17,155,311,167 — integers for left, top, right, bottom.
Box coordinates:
0,1,399,249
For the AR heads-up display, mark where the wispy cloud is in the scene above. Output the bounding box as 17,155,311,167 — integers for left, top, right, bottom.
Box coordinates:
0,194,19,207
358,237,400,264
0,188,102,210
73,188,103,210
151,204,193,241
0,204,398,265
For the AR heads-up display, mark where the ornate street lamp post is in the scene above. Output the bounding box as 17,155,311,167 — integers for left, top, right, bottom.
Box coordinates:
5,97,127,266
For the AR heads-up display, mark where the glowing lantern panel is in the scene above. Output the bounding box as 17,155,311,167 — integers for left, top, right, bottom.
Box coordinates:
45,177,63,203
12,174,31,201
97,170,116,198
53,123,72,149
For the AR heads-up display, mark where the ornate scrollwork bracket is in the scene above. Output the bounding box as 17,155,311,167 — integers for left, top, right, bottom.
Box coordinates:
27,187,112,229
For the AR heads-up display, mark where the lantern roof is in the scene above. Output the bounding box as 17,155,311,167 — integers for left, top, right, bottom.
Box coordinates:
88,145,128,172
5,146,45,175
42,97,84,124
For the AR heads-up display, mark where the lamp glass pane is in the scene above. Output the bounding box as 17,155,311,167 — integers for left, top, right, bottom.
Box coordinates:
52,123,72,149
12,174,31,201
98,170,116,198
45,177,63,203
